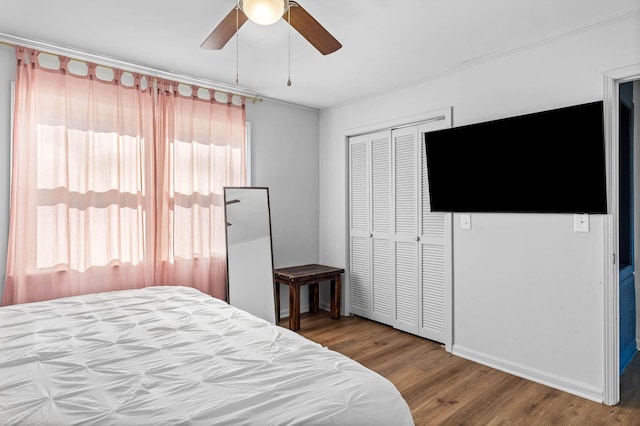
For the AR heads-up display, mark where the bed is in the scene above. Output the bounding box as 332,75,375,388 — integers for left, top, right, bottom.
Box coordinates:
0,286,414,425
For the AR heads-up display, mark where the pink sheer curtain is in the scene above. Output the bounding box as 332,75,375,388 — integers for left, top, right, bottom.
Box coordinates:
155,81,246,300
3,47,246,305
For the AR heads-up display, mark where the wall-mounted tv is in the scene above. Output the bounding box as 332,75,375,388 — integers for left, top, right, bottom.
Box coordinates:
424,101,607,214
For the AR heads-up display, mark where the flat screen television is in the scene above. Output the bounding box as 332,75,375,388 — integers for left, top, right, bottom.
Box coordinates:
423,101,607,214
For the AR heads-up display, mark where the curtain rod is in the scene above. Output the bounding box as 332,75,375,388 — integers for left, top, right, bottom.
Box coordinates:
0,36,264,104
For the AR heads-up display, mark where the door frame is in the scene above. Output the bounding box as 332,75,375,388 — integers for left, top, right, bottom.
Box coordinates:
603,63,640,406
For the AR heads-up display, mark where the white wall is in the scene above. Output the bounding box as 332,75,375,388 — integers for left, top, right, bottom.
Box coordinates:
319,15,640,402
0,46,15,301
0,44,320,311
245,100,319,315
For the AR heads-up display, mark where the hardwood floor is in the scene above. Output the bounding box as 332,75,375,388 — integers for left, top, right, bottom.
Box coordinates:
279,311,640,425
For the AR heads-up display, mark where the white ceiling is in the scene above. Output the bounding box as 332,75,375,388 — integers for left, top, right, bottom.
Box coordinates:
1,0,639,109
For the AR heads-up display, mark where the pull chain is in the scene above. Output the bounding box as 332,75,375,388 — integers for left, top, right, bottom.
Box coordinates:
287,5,292,86
236,5,239,84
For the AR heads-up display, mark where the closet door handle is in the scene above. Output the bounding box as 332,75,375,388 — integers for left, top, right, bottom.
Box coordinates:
415,236,420,242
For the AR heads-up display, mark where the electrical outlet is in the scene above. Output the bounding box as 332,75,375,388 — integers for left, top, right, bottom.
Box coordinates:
574,214,589,233
460,214,471,230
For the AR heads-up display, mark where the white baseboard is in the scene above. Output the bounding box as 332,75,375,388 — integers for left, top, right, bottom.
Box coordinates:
452,345,604,404
279,303,331,319
279,303,309,319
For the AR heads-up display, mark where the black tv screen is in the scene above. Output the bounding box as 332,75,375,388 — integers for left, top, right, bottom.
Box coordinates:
424,101,607,214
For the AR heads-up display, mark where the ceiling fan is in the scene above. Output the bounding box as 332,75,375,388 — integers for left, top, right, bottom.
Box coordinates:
200,0,342,55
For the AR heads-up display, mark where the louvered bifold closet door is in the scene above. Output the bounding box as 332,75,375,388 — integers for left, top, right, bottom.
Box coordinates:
348,116,452,344
418,121,452,344
392,126,420,335
349,135,371,317
370,133,393,325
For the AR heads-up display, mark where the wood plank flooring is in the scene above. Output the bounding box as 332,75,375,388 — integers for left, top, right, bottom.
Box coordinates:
279,311,640,425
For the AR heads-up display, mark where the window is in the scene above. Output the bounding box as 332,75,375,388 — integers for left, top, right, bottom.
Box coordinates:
4,48,246,305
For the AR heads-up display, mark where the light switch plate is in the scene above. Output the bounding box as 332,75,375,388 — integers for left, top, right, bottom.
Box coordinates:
461,214,471,230
574,214,589,233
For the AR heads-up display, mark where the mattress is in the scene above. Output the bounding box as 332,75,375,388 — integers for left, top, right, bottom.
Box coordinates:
0,286,414,425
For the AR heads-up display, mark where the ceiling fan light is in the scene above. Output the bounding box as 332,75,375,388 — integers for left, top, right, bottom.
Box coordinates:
239,0,288,26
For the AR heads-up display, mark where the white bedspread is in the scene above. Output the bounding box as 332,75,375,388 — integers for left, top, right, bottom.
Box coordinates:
0,286,414,425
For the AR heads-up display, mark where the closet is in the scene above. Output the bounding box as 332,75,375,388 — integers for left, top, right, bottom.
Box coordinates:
348,120,452,345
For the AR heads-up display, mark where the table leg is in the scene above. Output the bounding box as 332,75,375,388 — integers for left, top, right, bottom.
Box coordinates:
309,283,319,313
289,284,300,331
275,281,280,323
330,274,341,320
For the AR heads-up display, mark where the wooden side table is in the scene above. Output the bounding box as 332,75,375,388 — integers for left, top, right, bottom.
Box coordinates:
274,264,345,331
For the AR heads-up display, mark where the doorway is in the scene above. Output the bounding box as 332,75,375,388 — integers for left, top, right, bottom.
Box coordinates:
604,66,640,406
619,80,636,374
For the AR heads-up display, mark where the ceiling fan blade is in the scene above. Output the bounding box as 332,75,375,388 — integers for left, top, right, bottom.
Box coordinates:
201,7,249,50
284,2,342,55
